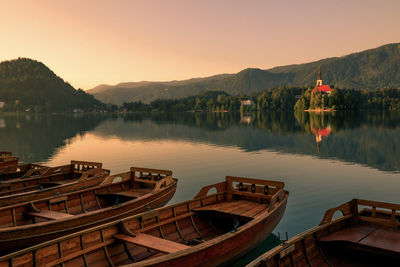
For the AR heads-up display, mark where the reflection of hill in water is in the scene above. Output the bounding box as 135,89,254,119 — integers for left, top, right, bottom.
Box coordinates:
93,112,400,172
0,114,105,163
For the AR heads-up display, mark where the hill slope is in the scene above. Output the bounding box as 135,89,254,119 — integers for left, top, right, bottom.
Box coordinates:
89,43,400,105
0,58,104,112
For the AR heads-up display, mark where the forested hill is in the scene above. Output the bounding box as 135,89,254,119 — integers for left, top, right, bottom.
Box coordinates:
89,43,400,105
0,58,104,112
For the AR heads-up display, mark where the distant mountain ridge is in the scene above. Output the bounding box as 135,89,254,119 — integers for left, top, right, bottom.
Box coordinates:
88,43,400,105
0,58,104,112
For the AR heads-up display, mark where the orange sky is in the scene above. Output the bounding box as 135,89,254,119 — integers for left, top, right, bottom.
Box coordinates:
1,0,399,89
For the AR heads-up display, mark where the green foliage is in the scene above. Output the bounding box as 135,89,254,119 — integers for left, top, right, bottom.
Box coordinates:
0,58,105,112
122,87,305,112
294,88,400,111
91,43,400,105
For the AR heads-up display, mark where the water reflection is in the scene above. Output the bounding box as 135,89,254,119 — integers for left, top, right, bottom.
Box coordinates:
1,111,400,172
0,114,105,163
1,111,400,265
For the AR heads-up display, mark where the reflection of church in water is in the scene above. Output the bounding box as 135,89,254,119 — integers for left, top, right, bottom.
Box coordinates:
311,125,331,152
310,68,332,152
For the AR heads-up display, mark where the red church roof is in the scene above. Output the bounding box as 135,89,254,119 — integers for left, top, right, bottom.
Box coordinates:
311,126,331,137
312,85,332,93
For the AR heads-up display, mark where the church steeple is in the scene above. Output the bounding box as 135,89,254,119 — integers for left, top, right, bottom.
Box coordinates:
315,67,323,87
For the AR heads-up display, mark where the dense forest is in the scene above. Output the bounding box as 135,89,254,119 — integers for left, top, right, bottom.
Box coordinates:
121,87,400,112
90,43,400,104
0,58,105,112
294,88,400,111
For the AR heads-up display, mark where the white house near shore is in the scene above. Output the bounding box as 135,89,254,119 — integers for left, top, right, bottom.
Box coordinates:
240,99,253,106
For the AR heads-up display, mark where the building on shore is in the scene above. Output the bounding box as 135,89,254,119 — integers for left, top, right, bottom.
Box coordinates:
311,68,332,95
240,99,253,106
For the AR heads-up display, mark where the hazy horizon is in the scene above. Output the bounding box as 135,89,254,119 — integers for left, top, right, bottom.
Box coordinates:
1,0,399,90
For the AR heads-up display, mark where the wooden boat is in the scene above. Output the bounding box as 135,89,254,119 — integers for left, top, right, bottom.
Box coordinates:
0,163,47,181
0,152,18,170
0,176,288,266
0,161,109,207
247,199,400,267
0,167,177,255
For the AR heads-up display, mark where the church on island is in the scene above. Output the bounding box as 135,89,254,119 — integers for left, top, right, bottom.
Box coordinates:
311,68,332,95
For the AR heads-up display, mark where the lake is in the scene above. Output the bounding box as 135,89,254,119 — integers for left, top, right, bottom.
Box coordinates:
1,111,400,265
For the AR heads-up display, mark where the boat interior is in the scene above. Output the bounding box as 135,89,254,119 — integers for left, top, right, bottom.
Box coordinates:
0,163,47,181
252,199,400,267
0,167,175,229
0,152,18,168
0,160,103,196
2,176,287,267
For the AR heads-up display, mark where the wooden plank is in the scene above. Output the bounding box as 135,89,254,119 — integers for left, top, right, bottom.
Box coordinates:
49,196,68,205
226,176,284,188
44,239,113,267
192,201,254,221
130,167,172,176
114,233,189,253
141,212,194,233
133,178,158,184
319,224,378,243
357,199,400,211
70,161,102,168
241,204,269,217
26,210,74,220
140,210,159,221
231,190,272,200
359,215,400,227
359,227,400,253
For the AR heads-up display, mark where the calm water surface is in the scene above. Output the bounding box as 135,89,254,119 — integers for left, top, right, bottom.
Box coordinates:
1,111,400,265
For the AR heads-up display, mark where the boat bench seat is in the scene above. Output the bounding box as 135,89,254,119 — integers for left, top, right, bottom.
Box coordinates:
26,210,74,220
192,200,265,220
114,233,190,253
319,224,400,253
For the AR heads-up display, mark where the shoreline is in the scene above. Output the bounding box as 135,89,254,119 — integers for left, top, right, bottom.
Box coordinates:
304,108,336,112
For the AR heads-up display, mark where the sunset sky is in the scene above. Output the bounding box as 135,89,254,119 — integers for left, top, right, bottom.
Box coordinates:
1,0,399,89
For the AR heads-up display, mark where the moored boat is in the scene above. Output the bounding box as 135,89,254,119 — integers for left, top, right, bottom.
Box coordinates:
0,163,47,181
0,152,18,170
0,160,109,207
0,176,288,266
247,199,400,267
0,167,177,255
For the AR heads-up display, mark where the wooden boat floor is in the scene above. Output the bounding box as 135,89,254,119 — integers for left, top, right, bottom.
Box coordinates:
114,233,190,254
320,223,400,253
98,188,151,198
192,199,268,218
26,210,74,220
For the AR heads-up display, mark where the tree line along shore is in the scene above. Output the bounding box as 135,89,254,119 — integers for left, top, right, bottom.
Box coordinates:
119,87,400,113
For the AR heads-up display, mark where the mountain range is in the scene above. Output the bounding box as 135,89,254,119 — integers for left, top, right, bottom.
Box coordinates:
88,43,400,105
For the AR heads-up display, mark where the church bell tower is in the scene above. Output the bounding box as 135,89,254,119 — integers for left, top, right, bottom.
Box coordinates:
316,67,323,87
